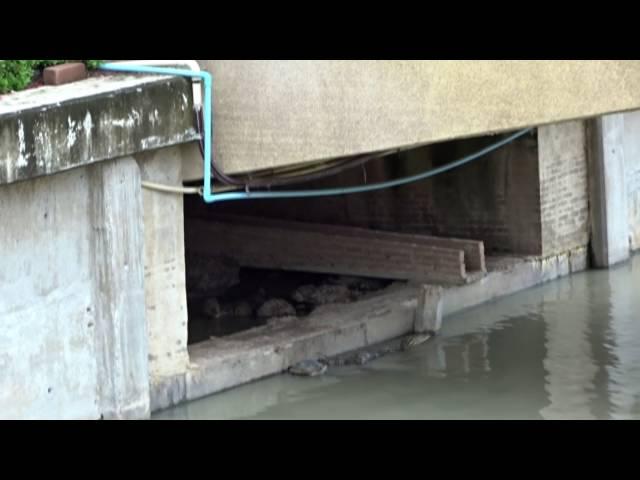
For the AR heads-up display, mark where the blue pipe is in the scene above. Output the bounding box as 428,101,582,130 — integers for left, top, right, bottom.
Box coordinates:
100,62,534,204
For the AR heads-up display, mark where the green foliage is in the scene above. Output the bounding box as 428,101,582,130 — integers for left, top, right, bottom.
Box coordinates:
84,60,102,70
0,60,102,94
0,60,38,94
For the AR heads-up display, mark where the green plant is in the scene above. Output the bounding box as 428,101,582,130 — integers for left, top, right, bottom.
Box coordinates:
0,60,38,94
0,60,102,94
33,60,102,68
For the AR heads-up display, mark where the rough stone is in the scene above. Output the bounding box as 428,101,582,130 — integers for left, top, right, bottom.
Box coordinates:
257,299,296,319
400,333,433,351
233,301,253,317
186,254,240,297
288,360,327,377
202,298,222,318
292,284,352,306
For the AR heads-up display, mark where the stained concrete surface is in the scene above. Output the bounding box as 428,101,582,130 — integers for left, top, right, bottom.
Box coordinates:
0,76,198,186
183,60,640,178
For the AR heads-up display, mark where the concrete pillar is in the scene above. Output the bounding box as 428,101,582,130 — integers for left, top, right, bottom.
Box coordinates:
0,158,150,419
135,147,190,392
414,285,444,333
622,111,640,252
89,158,150,419
587,114,630,267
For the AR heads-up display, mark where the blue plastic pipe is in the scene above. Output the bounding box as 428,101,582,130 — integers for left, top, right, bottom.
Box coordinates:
100,62,534,204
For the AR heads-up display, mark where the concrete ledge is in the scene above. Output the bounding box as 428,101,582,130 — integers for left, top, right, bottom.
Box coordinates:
0,75,198,186
443,247,589,316
150,246,589,412
184,285,418,402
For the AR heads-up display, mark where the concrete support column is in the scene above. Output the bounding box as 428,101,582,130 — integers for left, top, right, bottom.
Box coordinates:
414,285,444,334
0,158,150,419
89,158,150,419
587,114,630,267
622,111,640,252
135,147,190,409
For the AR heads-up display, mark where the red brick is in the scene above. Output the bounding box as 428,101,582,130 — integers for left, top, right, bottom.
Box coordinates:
43,63,87,86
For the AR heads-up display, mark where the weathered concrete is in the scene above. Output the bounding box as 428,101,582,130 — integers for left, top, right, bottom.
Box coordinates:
135,147,190,383
186,285,419,402
588,114,630,267
0,75,198,186
89,158,149,419
442,248,588,316
623,111,640,252
151,248,588,412
414,285,444,333
182,60,640,178
0,157,149,419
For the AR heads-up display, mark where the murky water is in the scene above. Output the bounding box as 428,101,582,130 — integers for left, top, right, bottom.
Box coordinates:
154,255,640,420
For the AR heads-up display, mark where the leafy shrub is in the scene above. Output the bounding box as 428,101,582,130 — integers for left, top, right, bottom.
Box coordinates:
0,60,102,94
0,60,38,94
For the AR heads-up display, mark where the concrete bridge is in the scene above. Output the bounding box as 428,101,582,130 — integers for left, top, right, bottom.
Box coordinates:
1,60,640,419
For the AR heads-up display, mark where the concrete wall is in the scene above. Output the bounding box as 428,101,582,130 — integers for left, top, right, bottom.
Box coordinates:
588,114,631,267
538,121,590,257
1,77,202,418
0,158,149,419
623,111,640,251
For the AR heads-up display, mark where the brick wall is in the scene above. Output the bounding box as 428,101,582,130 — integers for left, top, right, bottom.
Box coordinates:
538,121,590,257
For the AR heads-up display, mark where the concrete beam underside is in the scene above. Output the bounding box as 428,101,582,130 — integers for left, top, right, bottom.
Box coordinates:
184,60,640,179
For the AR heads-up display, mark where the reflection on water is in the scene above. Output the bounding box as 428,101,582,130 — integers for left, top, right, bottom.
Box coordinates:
154,255,640,420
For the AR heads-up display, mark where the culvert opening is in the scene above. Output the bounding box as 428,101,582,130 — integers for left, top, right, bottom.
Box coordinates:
183,129,541,346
